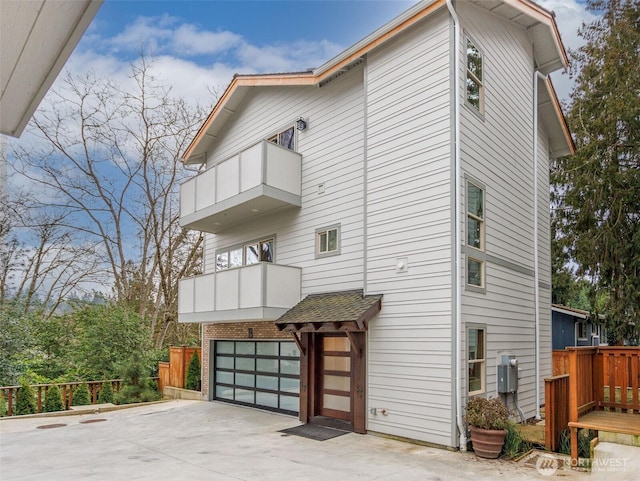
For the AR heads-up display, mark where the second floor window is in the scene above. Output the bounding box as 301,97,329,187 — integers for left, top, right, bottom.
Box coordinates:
316,225,340,258
216,237,274,271
467,181,485,288
268,126,295,150
466,37,483,113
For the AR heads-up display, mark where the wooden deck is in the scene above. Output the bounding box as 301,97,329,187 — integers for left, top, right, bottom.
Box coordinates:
569,410,640,436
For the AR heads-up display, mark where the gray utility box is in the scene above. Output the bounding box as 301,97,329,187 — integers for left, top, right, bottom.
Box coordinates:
498,355,518,393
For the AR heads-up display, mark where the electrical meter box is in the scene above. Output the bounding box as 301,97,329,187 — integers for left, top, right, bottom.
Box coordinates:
498,355,518,393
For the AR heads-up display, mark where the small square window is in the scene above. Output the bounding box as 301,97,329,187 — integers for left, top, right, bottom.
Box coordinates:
316,225,340,258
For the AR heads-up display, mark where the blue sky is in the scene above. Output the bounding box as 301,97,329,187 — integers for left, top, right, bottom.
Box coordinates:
65,0,595,108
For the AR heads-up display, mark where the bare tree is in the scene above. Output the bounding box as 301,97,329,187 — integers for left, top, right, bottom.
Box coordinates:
0,193,102,316
9,56,207,346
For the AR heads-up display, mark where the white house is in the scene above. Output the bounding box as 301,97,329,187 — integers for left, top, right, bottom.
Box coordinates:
178,0,574,449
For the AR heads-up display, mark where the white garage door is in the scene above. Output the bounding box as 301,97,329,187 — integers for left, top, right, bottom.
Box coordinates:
213,340,300,414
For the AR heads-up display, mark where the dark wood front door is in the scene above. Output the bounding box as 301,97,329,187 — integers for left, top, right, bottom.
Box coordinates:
318,335,351,421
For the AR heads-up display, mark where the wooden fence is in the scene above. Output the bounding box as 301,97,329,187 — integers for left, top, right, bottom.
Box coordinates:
0,379,123,417
552,350,570,376
158,346,201,392
545,374,569,451
545,346,640,453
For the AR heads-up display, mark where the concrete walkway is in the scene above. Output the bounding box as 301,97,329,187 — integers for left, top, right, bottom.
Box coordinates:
1,400,592,481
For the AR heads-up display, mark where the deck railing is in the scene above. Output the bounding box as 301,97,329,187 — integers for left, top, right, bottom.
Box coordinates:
0,378,158,417
545,374,569,451
545,346,640,452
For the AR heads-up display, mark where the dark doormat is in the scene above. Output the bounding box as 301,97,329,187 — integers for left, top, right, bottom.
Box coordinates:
279,424,349,441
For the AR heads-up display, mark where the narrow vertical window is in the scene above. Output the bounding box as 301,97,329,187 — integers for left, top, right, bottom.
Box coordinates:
466,181,485,288
468,327,486,395
466,38,483,113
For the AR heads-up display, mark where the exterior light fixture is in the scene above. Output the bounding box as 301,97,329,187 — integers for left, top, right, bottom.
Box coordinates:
296,117,307,131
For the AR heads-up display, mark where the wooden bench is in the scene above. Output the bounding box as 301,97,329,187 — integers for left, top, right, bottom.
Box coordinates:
568,411,640,462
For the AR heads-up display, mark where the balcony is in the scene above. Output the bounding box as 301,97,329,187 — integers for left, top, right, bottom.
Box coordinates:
180,140,302,233
178,263,301,323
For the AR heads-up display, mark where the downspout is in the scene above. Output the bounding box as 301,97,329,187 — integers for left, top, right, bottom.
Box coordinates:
446,0,466,451
532,70,545,420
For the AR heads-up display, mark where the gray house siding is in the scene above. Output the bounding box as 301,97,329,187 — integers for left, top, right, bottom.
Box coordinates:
364,10,453,446
202,65,367,295
457,2,551,419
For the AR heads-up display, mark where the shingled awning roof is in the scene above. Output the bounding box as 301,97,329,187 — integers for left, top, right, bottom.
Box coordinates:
275,290,382,333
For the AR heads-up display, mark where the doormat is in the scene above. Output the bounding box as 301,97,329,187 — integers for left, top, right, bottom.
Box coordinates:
279,424,349,441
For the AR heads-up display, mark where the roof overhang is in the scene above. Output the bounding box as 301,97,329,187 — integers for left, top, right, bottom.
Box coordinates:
182,0,571,164
552,304,589,320
275,290,382,333
0,0,103,138
538,75,575,157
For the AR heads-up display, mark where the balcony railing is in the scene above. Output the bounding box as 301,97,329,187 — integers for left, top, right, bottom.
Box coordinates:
178,263,301,323
180,140,302,233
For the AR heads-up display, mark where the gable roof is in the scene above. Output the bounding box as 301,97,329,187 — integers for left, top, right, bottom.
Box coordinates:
276,290,382,333
183,0,572,164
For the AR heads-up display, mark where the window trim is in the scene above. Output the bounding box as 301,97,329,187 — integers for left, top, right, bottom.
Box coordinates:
465,178,485,290
467,325,486,396
465,35,484,115
315,224,341,259
267,125,296,151
215,235,276,271
577,322,588,341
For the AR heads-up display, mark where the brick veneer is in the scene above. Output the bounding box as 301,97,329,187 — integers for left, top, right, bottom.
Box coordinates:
201,321,290,398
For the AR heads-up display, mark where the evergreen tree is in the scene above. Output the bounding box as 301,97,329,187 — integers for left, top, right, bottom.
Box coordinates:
72,383,91,406
552,0,640,344
43,385,64,413
15,382,37,415
98,382,114,404
185,351,201,391
0,392,7,417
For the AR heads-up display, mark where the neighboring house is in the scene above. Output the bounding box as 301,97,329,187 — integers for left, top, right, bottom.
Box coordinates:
178,0,574,450
552,304,606,350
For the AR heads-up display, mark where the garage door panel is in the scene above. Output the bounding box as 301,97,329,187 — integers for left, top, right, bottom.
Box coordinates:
213,340,300,414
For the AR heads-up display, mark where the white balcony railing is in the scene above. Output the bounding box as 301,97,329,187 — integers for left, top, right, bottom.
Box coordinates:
180,140,302,233
178,263,301,323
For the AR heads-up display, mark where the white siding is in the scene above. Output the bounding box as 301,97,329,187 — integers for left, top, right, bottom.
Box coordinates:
202,65,366,295
364,10,454,447
458,2,549,420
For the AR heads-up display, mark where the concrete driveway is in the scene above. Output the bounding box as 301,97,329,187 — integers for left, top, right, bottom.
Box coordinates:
0,400,589,481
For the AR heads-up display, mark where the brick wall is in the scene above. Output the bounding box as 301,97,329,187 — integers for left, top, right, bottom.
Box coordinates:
201,321,290,398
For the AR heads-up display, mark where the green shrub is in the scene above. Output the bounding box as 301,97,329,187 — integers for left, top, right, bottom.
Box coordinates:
185,351,201,391
114,353,160,405
15,382,37,415
502,423,532,458
0,392,7,417
43,385,65,412
559,429,571,455
98,382,114,404
72,383,91,406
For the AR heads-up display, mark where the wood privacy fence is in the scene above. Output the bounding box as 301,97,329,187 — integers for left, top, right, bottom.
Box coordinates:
158,346,201,392
546,346,640,452
0,379,123,417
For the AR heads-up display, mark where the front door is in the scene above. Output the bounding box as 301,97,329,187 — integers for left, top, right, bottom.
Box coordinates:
318,335,351,421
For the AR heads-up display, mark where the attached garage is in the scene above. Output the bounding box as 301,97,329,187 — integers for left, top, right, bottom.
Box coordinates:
212,340,300,414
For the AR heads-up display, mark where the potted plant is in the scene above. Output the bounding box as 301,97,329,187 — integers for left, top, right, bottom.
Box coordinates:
466,396,510,458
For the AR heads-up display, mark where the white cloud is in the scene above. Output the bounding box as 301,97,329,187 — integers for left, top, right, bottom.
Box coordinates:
173,24,242,56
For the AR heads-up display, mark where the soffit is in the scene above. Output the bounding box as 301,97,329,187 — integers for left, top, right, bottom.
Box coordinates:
0,0,102,137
